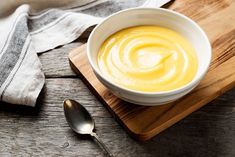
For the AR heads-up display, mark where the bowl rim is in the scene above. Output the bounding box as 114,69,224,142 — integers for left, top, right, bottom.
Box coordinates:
87,7,212,96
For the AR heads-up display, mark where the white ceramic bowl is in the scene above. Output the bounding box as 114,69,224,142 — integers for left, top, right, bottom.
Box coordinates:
87,8,211,106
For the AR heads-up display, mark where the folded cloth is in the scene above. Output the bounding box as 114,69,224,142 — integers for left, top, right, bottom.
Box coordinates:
0,0,170,106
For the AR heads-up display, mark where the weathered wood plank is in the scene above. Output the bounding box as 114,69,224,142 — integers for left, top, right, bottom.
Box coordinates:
0,78,234,156
39,41,85,78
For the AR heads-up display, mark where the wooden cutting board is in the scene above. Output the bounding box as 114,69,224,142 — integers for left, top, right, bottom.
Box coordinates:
69,0,235,141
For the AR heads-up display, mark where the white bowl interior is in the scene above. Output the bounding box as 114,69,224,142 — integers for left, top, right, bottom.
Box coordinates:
88,8,211,91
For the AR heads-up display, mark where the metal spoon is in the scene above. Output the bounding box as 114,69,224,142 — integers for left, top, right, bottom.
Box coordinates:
63,99,114,157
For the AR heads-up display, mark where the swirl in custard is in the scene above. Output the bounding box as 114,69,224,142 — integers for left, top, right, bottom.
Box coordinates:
97,26,198,92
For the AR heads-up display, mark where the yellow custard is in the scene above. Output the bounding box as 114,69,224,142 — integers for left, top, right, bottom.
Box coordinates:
97,26,198,92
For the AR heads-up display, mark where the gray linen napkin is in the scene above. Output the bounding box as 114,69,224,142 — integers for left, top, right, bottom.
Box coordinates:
0,0,170,106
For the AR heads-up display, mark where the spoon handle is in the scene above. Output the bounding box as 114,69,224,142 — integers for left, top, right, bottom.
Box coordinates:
91,132,114,157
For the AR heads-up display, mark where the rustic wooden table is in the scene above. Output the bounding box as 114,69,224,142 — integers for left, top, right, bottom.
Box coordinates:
0,0,235,156
0,39,234,157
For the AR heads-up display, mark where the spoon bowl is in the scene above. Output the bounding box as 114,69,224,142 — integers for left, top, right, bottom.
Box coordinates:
63,99,94,134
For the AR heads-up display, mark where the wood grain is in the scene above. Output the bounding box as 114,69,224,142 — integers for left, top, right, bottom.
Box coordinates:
69,1,235,141
0,78,234,156
39,42,84,78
